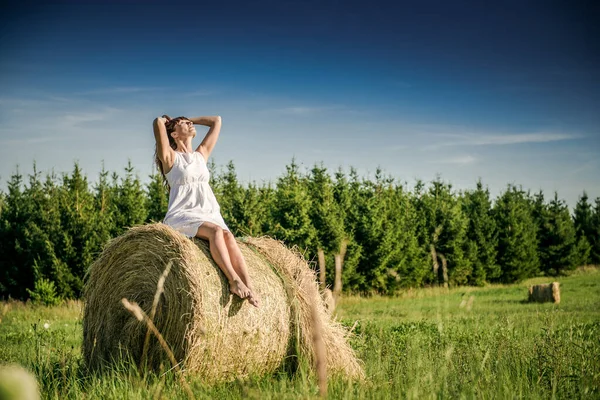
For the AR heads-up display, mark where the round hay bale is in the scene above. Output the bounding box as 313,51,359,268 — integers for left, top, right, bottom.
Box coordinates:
246,237,363,380
0,364,40,400
528,282,561,304
83,223,363,382
321,288,336,315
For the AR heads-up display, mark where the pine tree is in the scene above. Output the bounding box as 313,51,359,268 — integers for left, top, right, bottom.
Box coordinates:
307,164,345,289
426,178,472,286
257,183,276,235
240,182,269,237
270,159,315,251
411,179,427,248
56,163,97,296
308,165,344,253
211,161,269,237
113,161,148,234
0,169,32,299
530,190,550,271
0,190,4,216
574,192,593,238
0,166,74,299
462,180,500,284
385,182,424,289
146,171,169,223
493,185,539,282
41,171,75,298
331,168,361,290
538,193,577,275
92,164,116,251
345,169,423,293
410,178,472,287
216,161,245,235
21,166,54,281
590,197,600,264
573,192,594,265
335,167,365,291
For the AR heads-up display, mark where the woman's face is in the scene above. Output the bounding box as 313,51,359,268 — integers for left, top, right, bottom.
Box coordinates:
171,119,196,139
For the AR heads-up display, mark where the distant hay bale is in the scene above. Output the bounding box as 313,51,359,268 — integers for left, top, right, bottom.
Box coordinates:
83,224,363,382
528,282,561,304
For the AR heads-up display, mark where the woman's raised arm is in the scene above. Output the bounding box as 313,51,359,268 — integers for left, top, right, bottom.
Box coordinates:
153,116,175,172
191,116,222,160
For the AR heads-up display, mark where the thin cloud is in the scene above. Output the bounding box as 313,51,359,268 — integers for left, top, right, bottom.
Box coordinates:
381,144,408,151
75,87,161,95
182,89,216,97
44,95,73,103
62,108,120,126
0,97,53,107
278,107,318,115
271,105,346,116
567,159,599,176
424,132,583,149
63,112,109,125
0,136,68,145
431,155,477,165
459,133,579,145
0,94,92,108
310,148,341,155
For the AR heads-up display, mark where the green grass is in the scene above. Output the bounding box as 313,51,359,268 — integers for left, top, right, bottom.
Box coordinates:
1,270,599,399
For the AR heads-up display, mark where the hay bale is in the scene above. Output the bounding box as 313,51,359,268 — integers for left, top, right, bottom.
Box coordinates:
321,288,336,315
0,364,40,400
246,238,363,379
528,282,560,304
83,224,363,382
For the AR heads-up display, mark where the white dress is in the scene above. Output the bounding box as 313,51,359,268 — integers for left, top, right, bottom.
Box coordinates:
163,151,229,237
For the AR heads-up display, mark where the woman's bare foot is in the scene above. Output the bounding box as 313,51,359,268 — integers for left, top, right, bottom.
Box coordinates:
247,290,260,308
229,279,260,308
229,278,251,300
239,277,260,308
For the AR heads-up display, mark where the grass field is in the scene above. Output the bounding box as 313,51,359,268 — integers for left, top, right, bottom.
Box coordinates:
1,269,599,399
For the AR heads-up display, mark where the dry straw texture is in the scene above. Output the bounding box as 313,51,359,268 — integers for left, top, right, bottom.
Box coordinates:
83,223,363,382
83,223,290,382
246,237,364,380
0,364,40,400
528,282,561,304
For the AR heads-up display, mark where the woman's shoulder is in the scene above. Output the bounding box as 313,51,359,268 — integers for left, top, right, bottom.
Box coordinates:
194,150,206,162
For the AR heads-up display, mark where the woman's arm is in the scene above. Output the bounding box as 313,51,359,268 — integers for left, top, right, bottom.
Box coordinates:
153,116,175,172
190,116,222,160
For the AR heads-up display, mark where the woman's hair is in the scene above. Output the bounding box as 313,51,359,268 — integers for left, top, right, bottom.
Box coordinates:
154,115,190,189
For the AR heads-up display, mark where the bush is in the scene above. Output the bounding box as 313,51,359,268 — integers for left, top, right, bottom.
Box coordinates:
27,278,62,306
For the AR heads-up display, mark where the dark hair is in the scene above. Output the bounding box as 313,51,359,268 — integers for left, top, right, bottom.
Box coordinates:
154,115,190,189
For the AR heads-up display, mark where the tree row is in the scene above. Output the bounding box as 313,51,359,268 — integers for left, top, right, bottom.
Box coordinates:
0,160,598,300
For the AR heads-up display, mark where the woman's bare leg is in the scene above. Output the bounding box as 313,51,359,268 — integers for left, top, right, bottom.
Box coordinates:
196,223,257,306
223,230,259,307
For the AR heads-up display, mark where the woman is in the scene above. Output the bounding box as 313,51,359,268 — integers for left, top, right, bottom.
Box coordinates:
153,114,258,307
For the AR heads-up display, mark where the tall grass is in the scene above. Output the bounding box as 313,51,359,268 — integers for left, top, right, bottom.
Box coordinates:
1,269,599,399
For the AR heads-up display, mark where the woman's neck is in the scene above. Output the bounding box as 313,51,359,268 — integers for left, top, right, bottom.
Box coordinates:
175,138,194,153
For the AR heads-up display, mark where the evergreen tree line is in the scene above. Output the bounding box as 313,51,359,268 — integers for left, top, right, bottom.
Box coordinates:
0,160,598,300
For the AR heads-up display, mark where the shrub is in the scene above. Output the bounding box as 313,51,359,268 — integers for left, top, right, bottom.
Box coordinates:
27,278,62,306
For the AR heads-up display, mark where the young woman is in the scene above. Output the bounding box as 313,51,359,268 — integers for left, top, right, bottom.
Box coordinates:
153,114,259,307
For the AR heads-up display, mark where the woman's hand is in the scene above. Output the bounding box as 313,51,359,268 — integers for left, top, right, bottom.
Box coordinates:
192,116,222,159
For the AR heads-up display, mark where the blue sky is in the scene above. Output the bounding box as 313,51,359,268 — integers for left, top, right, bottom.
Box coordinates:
1,0,598,208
